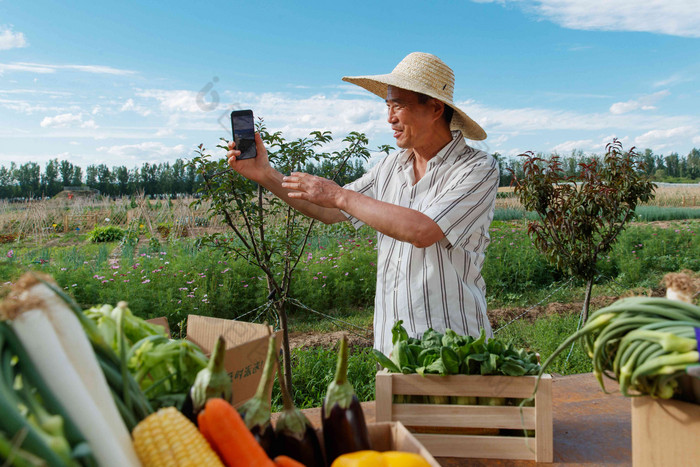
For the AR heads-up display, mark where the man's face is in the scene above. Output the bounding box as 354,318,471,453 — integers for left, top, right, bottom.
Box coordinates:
386,86,435,150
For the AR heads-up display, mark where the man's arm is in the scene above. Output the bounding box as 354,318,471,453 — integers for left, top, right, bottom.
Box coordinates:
229,134,444,247
282,172,444,248
227,133,347,224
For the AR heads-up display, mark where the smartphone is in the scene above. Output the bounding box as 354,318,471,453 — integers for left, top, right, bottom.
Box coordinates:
231,109,257,160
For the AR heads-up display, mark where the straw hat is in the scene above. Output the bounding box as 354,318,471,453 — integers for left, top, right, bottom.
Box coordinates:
342,52,486,141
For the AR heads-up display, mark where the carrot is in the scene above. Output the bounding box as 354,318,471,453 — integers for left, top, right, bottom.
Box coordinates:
274,455,307,467
200,398,275,467
198,410,221,457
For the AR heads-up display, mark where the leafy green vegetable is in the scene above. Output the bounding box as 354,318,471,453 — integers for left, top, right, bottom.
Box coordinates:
83,302,208,409
373,322,541,379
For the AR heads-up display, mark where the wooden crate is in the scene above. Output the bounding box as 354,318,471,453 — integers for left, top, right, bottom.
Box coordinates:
318,422,440,467
375,370,553,462
632,396,700,466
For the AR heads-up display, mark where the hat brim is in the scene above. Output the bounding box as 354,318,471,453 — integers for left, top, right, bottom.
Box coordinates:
342,74,487,141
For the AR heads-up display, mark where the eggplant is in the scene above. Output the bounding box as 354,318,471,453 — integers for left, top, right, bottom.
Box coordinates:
238,334,278,458
274,363,325,467
180,335,231,424
321,334,371,465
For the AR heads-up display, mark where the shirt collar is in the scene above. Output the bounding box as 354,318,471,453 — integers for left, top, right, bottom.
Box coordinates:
398,130,465,168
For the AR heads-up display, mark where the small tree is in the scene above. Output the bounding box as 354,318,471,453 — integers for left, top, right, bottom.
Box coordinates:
190,122,375,391
511,140,655,321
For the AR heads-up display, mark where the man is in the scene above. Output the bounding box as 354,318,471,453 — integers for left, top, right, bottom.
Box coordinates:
227,52,499,355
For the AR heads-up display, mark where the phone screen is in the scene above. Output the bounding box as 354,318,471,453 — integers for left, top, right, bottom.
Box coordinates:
231,110,256,160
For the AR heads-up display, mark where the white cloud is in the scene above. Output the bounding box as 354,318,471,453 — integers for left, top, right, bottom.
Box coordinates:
475,0,700,38
0,62,136,75
40,113,83,128
81,119,98,129
634,126,698,150
609,90,670,115
96,141,188,160
120,98,152,116
0,26,27,50
40,112,99,129
137,89,206,113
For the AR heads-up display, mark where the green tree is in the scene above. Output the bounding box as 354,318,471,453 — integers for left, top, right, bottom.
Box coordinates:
687,148,700,179
85,165,98,190
511,140,655,321
16,162,41,198
664,153,680,178
115,166,130,195
42,158,61,196
0,163,17,198
642,149,655,176
191,124,373,391
71,165,83,186
59,160,74,187
96,164,113,196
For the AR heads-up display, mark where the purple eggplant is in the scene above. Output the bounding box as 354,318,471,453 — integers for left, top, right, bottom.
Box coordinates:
321,334,371,465
238,334,278,458
274,361,325,467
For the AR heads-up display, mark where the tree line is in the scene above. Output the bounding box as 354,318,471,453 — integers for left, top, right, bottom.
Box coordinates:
1,146,698,200
495,147,700,187
0,156,368,200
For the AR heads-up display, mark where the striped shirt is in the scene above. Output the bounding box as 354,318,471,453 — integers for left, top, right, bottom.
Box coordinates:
343,131,499,355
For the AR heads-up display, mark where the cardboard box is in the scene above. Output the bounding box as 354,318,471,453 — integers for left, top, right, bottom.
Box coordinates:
632,396,700,466
375,370,553,462
316,422,440,467
146,315,281,407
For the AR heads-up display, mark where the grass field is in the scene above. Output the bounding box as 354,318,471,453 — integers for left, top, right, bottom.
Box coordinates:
1,193,699,410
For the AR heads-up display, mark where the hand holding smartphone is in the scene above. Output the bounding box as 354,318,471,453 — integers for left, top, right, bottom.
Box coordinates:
231,109,257,160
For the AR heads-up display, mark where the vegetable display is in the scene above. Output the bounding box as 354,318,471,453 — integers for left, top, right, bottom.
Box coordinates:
0,273,144,466
373,321,540,377
322,335,371,464
535,295,700,400
0,273,435,466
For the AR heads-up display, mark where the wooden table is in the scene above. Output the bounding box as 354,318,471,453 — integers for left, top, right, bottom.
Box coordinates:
286,373,631,466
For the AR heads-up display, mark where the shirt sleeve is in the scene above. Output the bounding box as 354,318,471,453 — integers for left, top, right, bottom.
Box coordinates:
421,155,500,249
340,159,382,229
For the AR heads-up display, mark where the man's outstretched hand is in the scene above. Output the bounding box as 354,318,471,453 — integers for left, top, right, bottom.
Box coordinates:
282,172,345,210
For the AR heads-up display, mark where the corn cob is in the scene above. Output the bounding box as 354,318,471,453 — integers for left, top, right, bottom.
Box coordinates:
132,406,224,467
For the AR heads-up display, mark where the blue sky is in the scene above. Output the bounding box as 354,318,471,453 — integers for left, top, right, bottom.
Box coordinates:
1,0,699,170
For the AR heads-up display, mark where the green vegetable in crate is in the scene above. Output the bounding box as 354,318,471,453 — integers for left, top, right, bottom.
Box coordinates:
128,333,208,409
373,320,540,377
532,295,700,401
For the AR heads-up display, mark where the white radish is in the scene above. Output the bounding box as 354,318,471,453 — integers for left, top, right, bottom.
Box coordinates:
25,282,139,465
12,308,140,467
